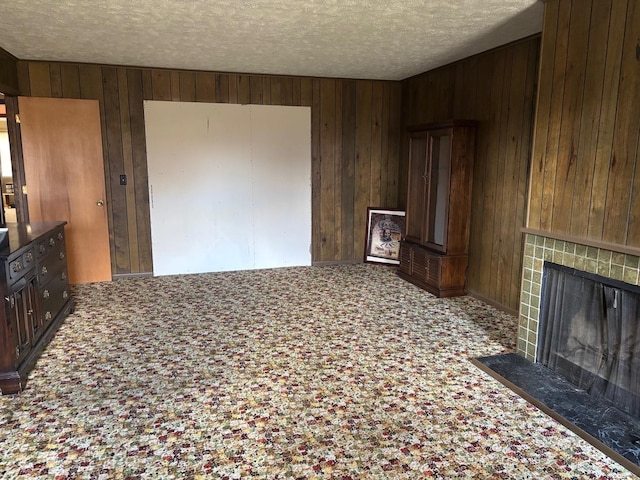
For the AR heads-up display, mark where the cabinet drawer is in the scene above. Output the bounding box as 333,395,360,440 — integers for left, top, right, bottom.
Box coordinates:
38,248,67,283
40,269,70,326
7,248,35,281
411,248,441,287
36,229,66,261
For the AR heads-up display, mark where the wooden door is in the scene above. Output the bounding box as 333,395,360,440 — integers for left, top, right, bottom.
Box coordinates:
18,97,111,284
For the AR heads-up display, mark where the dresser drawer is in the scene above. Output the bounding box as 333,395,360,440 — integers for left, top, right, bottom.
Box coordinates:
36,228,66,260
40,269,70,326
38,247,67,283
7,248,35,281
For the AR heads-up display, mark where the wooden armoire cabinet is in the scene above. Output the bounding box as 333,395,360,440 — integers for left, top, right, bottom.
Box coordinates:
398,121,476,297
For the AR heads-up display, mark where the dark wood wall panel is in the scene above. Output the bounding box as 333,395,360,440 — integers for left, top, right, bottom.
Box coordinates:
528,0,640,249
0,47,19,94
17,62,401,273
401,36,540,311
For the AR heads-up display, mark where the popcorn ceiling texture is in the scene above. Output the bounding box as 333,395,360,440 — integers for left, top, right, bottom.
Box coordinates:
0,0,542,80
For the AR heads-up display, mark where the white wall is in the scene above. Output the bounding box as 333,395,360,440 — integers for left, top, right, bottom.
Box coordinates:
144,101,311,276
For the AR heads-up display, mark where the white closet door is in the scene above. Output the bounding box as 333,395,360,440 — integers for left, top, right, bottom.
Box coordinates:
144,101,311,276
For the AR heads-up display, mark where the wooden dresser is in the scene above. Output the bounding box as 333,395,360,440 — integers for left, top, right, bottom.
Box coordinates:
0,221,74,394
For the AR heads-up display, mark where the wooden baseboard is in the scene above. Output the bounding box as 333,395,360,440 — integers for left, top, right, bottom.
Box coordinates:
467,290,518,317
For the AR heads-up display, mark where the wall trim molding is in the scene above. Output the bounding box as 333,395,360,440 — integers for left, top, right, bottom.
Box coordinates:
522,228,640,257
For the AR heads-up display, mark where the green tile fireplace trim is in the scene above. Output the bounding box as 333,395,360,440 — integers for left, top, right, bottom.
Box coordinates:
517,234,640,361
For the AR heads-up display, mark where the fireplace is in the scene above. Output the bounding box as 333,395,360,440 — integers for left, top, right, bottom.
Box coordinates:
517,235,640,364
473,234,640,473
537,262,640,418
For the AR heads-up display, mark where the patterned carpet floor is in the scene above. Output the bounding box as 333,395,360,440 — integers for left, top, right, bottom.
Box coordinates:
0,264,635,479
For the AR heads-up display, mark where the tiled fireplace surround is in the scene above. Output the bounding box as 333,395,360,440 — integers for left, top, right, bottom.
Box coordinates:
518,233,640,361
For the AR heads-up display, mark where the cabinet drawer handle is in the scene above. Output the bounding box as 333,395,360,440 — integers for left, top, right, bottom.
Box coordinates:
45,311,52,321
12,262,22,273
59,251,65,260
62,290,69,300
25,252,33,263
39,244,46,254
58,232,64,241
49,238,56,247
43,289,50,299
61,272,67,281
41,266,48,275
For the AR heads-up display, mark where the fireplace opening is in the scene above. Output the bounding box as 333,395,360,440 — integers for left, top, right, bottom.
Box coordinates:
537,262,640,418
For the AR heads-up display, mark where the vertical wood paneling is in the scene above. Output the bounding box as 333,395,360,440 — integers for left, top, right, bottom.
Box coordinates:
60,64,81,98
310,79,321,261
102,67,129,274
539,0,570,231
550,0,590,232
28,63,52,97
341,80,356,260
0,48,19,94
528,0,640,251
527,1,559,230
179,71,196,102
151,70,171,101
117,68,140,273
319,79,336,261
126,68,153,273
569,0,610,237
215,74,229,103
333,81,343,260
17,61,401,273
238,75,251,104
602,0,640,244
195,72,215,102
354,81,373,260
370,82,383,206
170,71,180,101
49,64,62,97
482,49,506,300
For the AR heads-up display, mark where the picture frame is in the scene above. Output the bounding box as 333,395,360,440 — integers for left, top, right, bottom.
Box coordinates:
364,207,406,265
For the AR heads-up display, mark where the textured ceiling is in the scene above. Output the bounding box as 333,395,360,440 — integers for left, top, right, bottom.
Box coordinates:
0,0,543,81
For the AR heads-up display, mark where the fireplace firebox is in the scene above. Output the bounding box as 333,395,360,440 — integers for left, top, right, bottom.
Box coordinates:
538,262,640,418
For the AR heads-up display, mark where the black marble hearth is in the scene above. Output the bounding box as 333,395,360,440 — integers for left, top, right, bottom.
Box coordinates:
473,353,640,476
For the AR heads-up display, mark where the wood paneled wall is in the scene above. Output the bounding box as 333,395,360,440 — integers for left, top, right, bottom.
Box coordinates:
16,63,401,274
528,0,640,248
402,36,540,311
0,48,19,94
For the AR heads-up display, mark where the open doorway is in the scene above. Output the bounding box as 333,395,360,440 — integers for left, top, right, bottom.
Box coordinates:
0,93,16,224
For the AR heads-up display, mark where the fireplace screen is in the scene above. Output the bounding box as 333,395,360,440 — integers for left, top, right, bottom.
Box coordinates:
537,262,640,418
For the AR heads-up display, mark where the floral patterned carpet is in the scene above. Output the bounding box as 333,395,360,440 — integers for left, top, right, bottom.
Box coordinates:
0,264,635,479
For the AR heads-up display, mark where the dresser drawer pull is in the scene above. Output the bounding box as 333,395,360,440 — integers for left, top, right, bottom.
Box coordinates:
43,289,50,299
61,272,67,281
41,266,48,275
39,244,46,255
49,238,56,247
25,252,33,263
62,290,69,300
12,262,22,273
45,311,52,321
59,251,65,260
57,232,64,241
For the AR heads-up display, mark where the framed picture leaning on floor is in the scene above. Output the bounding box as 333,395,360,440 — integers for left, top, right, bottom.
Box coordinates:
364,207,406,265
